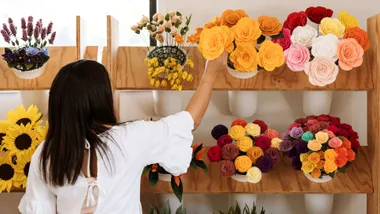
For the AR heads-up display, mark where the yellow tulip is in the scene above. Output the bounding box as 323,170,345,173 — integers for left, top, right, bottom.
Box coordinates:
161,80,167,87
172,72,179,80
155,80,161,88
182,71,189,79
186,74,194,82
150,78,155,86
178,85,183,91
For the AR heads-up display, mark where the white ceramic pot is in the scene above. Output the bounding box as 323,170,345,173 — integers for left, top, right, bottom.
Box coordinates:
304,173,333,183
152,90,182,117
231,174,248,183
228,91,258,118
12,63,47,79
158,173,172,182
226,66,258,79
304,194,334,214
19,90,49,120
303,91,333,115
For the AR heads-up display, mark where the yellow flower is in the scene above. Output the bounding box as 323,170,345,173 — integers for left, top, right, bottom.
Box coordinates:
324,149,337,161
198,27,226,60
246,167,262,183
301,161,316,174
149,78,155,86
7,105,42,128
319,18,346,38
220,25,235,53
229,46,259,72
307,152,321,164
186,74,194,82
172,72,179,80
229,125,246,141
0,121,11,149
164,59,170,66
307,139,322,152
233,17,261,47
2,123,39,156
315,131,329,144
300,153,309,163
161,80,168,87
13,149,33,188
324,160,338,174
171,84,178,90
236,136,253,152
186,59,194,68
0,155,15,193
182,71,189,80
234,155,253,173
271,138,282,150
178,85,183,91
245,123,260,137
338,11,359,29
246,146,263,163
258,40,285,71
155,80,161,88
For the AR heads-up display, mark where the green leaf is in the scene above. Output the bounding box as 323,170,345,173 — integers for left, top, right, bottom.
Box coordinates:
175,20,181,28
25,64,34,70
11,41,15,46
165,14,170,21
165,28,171,33
171,176,183,202
270,32,284,39
186,14,192,26
143,165,151,175
202,167,209,176
328,172,335,178
176,11,182,16
190,160,197,169
338,162,351,173
257,35,266,45
15,40,19,46
235,202,241,214
260,207,265,214
257,65,264,70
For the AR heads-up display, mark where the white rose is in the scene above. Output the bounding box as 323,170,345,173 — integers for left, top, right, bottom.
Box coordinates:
311,34,339,60
291,25,318,48
246,167,262,184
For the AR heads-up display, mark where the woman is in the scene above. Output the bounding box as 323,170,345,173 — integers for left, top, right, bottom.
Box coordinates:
18,52,227,214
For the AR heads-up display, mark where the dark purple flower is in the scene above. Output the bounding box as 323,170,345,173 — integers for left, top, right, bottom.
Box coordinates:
21,18,26,29
47,22,53,35
22,29,27,41
3,24,10,35
265,148,281,164
211,124,228,140
256,155,273,173
1,30,10,43
289,127,304,139
37,19,43,28
287,147,299,159
41,28,47,40
8,18,13,24
34,26,40,40
9,23,16,36
291,157,302,170
280,139,293,152
28,16,33,23
49,32,56,44
27,22,33,37
294,139,308,153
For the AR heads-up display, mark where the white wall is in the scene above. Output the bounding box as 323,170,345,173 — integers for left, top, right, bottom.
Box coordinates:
0,0,378,213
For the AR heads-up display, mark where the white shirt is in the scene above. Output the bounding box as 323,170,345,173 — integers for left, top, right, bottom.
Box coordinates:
18,111,194,214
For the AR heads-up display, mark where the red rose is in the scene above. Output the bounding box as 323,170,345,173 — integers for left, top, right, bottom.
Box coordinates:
319,122,329,130
329,120,341,128
253,120,268,134
306,115,317,120
330,116,341,124
288,122,301,131
207,146,222,162
284,11,307,32
317,114,330,122
295,117,307,125
351,139,361,149
302,126,309,132
309,124,321,134
328,125,339,134
305,6,333,24
340,123,353,131
220,160,236,177
337,129,349,138
217,134,232,148
255,136,271,151
348,130,359,139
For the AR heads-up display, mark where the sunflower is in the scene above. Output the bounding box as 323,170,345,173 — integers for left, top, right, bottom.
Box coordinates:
35,121,48,142
0,155,15,192
13,149,33,188
2,123,39,156
0,121,11,151
6,105,42,127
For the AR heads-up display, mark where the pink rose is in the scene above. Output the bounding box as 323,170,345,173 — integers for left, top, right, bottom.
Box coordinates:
264,129,280,140
322,129,336,138
272,28,292,51
337,38,364,71
328,137,343,148
306,119,318,127
284,44,311,72
304,57,339,87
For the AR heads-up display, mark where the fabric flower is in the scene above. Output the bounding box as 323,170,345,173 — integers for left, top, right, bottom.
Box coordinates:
246,167,262,183
288,147,299,159
294,139,308,153
253,120,268,134
231,119,247,128
265,147,281,164
317,160,325,169
337,129,349,138
307,139,322,151
229,46,259,72
347,149,356,161
344,27,370,51
324,160,338,174
255,155,273,173
308,152,321,164
220,9,248,27
220,160,236,177
306,119,318,127
324,149,337,161
328,125,339,134
288,122,301,131
283,11,307,32
236,136,253,152
300,153,309,162
311,168,322,178
338,11,359,28
319,18,346,38
335,155,348,168
289,127,303,139
322,129,336,138
198,27,225,60
234,155,253,173
342,137,352,149
305,6,334,24
207,146,222,162
258,15,283,36
229,125,246,141
315,131,329,144
245,123,261,137
271,138,282,150
301,131,314,142
222,143,239,160
337,38,364,71
258,40,285,71
291,25,317,48
264,129,280,140
217,134,233,148
335,147,348,157
247,146,264,163
328,137,343,148
280,139,293,152
233,17,261,47
211,124,229,140
311,34,339,60
254,136,271,151
301,161,315,174
284,44,310,72
304,57,339,87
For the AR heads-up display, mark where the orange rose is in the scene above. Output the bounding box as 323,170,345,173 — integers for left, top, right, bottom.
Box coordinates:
220,26,235,53
324,160,338,174
318,151,325,160
347,149,356,161
258,40,285,71
308,152,321,164
342,137,352,149
337,38,364,71
311,168,321,179
233,17,261,47
221,9,248,27
198,27,226,60
324,149,337,161
229,46,259,72
335,147,348,157
264,128,280,140
231,119,247,127
204,18,221,29
344,27,370,51
316,160,325,169
335,155,348,168
258,15,283,36
187,27,203,44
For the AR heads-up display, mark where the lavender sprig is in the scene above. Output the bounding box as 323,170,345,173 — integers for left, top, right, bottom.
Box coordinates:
34,26,40,40
1,30,10,43
28,16,33,23
27,22,33,37
22,29,27,41
49,32,56,44
9,23,17,36
21,18,26,29
3,24,10,35
41,28,47,40
8,18,13,24
47,22,53,35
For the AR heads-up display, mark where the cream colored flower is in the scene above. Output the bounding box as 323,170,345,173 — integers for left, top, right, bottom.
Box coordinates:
245,123,261,137
246,167,262,183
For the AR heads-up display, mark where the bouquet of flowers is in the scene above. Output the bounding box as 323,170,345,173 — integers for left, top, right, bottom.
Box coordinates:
193,9,285,76
282,6,370,86
207,119,282,183
280,114,360,180
0,105,48,192
144,142,207,202
131,10,195,91
1,17,56,78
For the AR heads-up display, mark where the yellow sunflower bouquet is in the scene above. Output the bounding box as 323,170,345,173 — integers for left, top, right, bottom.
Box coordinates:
0,105,47,192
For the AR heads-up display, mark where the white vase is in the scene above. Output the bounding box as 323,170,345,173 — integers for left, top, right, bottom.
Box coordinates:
231,174,248,182
158,173,172,182
19,90,48,120
12,63,47,79
226,66,258,79
304,173,333,183
152,90,182,117
304,194,334,214
303,91,333,115
228,91,258,118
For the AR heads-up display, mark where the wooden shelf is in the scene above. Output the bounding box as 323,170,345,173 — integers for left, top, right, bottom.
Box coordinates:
141,146,373,194
115,47,373,91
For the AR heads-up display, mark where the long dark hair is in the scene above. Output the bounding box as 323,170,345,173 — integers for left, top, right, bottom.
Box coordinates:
41,60,117,186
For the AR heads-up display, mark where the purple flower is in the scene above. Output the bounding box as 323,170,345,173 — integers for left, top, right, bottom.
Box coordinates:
8,18,13,24
281,130,290,139
37,19,43,28
294,139,308,153
280,139,293,152
47,22,53,35
27,22,33,37
21,18,26,29
287,147,299,159
41,28,47,40
289,127,304,139
9,23,16,36
2,24,10,35
256,155,273,173
22,29,27,41
1,30,10,43
291,157,302,170
49,32,56,44
34,26,40,40
28,16,33,23
265,148,281,164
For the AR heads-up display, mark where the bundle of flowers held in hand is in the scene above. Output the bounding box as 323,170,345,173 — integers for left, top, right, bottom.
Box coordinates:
192,9,285,73
1,17,56,72
131,10,195,91
207,119,282,183
282,6,370,86
280,114,360,179
0,105,48,192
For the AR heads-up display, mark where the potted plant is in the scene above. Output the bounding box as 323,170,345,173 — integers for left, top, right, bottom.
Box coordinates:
148,200,187,214
216,201,267,214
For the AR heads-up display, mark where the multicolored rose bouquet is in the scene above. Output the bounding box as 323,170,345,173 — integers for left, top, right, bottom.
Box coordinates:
192,9,285,75
207,119,282,183
131,10,195,91
281,6,370,86
280,114,360,180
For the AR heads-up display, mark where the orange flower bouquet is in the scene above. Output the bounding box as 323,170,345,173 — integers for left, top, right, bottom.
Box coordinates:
192,9,285,79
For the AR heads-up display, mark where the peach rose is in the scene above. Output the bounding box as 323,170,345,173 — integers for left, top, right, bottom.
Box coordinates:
233,17,261,47
304,57,339,87
328,137,343,148
307,139,322,151
258,15,283,36
220,9,248,27
337,38,365,71
344,27,370,51
264,129,280,140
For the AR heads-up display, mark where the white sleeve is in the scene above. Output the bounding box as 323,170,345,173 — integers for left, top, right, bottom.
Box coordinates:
143,111,194,176
18,146,56,214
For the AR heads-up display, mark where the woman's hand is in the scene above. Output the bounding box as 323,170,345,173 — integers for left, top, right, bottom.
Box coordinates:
202,52,228,82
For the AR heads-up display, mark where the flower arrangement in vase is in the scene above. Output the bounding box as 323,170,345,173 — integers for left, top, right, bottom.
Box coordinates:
207,119,282,183
280,114,360,183
282,6,370,86
144,142,207,202
0,105,48,192
193,9,285,79
131,10,195,91
1,17,56,79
